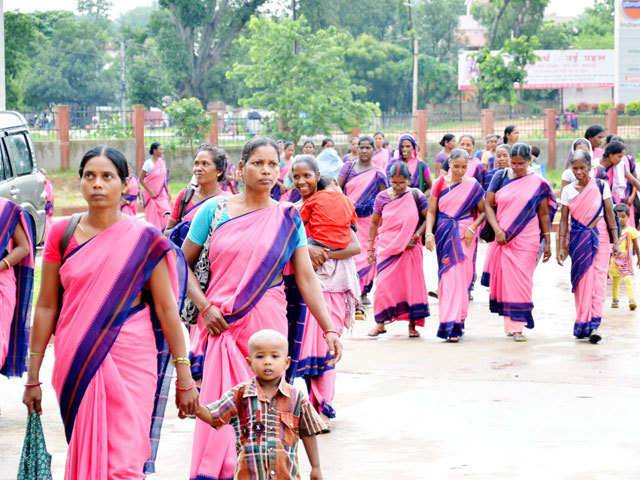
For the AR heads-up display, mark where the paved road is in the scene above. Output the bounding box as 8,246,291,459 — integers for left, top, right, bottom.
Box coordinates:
1,242,639,479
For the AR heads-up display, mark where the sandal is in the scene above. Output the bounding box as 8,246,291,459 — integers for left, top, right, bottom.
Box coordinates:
588,330,602,344
447,336,460,343
354,308,366,321
367,326,387,337
513,332,527,342
408,328,420,338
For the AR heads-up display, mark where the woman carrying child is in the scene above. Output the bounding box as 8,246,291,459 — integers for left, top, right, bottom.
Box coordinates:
290,155,360,423
368,162,430,338
338,135,388,310
425,149,485,342
183,137,342,480
557,149,619,343
484,144,555,342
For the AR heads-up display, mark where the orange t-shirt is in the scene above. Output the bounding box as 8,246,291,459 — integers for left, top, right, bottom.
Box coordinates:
299,190,356,250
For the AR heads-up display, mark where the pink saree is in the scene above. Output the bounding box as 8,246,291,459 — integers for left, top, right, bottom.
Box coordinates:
341,163,388,293
0,198,35,377
51,217,186,479
372,148,390,172
121,175,140,216
566,178,611,338
143,157,172,230
488,172,555,331
434,177,484,339
374,189,429,327
189,204,304,480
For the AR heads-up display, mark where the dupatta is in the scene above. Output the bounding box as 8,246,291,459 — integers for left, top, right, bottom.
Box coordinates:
435,179,484,278
53,217,187,473
0,198,35,377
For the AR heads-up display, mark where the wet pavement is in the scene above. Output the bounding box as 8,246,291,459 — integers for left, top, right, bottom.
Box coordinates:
1,241,639,479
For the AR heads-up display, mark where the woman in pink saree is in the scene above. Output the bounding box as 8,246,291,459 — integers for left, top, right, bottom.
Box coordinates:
289,156,360,424
481,144,511,286
386,133,432,194
140,142,172,230
557,149,619,343
338,135,388,309
484,144,555,341
165,143,231,247
121,172,139,216
425,149,486,341
23,146,198,479
368,162,430,338
0,197,34,377
372,131,391,171
182,137,342,480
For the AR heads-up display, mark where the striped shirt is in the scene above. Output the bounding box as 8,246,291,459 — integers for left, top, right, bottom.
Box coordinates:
206,377,327,480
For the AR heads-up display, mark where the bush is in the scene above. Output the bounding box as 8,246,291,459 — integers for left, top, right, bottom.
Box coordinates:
626,100,640,115
531,105,542,115
166,98,211,152
598,101,613,114
567,103,577,112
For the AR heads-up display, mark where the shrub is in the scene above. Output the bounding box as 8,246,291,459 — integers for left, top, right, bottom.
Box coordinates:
567,103,577,112
598,101,613,114
626,100,640,115
166,98,211,153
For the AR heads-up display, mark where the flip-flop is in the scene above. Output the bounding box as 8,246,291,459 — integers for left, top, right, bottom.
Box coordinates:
367,327,387,337
447,337,460,343
408,329,420,338
354,309,366,321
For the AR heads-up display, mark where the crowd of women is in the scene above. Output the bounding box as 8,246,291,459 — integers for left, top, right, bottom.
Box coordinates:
0,122,637,479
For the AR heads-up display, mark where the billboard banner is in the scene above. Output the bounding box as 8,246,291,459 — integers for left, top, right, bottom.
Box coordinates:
458,49,614,91
615,0,640,104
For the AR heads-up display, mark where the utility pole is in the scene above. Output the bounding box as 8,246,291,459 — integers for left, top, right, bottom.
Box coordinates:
408,0,418,115
0,0,6,111
120,41,127,128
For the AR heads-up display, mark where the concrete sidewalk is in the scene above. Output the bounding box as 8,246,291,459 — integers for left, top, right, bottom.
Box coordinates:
1,243,639,479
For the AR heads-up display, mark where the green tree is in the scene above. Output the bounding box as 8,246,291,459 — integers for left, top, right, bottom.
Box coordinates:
570,0,614,49
472,0,549,49
77,0,112,19
24,13,117,109
536,20,572,49
155,0,267,104
126,38,174,107
166,97,211,152
473,35,539,107
229,16,379,141
4,12,42,110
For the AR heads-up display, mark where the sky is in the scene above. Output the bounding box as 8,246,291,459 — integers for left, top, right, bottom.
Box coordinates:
5,0,597,20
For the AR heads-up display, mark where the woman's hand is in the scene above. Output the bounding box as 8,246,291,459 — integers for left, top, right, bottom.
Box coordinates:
367,251,376,265
463,228,475,247
308,246,329,270
542,242,552,263
176,386,199,417
495,228,507,245
23,386,43,415
310,466,323,480
203,305,228,336
406,234,420,250
425,233,435,251
324,332,342,365
557,247,567,266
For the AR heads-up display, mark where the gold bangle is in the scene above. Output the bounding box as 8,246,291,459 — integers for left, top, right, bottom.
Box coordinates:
2,258,10,270
172,357,191,367
29,351,44,357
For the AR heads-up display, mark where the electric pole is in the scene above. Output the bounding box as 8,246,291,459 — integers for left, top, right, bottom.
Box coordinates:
120,41,127,128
